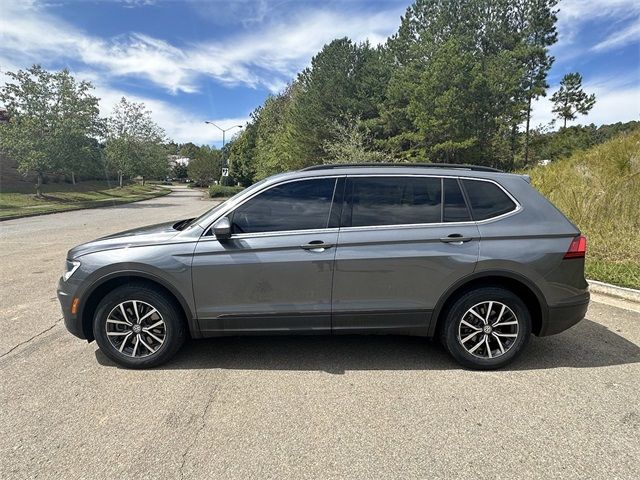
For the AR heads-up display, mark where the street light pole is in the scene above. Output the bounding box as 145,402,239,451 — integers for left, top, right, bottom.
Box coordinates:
204,121,243,165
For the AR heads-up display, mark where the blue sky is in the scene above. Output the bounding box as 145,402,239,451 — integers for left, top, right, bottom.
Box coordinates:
1,0,638,146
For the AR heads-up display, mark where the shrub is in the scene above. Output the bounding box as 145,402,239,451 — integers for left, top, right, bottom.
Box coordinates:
527,128,640,288
209,184,244,198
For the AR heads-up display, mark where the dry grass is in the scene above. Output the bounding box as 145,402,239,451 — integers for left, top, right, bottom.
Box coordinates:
528,129,640,289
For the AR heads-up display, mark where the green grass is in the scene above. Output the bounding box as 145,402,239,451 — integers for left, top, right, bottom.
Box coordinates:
527,129,640,289
0,181,170,220
209,184,244,198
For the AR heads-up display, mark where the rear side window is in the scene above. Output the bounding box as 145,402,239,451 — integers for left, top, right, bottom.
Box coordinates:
344,176,442,227
461,179,516,220
443,178,471,222
231,178,336,234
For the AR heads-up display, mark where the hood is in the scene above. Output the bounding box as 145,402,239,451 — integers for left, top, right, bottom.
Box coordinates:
68,220,182,259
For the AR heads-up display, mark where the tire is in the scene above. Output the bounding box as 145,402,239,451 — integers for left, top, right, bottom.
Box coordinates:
440,287,531,370
93,283,186,369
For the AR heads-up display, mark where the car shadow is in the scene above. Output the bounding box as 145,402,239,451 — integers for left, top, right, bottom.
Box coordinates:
95,318,640,373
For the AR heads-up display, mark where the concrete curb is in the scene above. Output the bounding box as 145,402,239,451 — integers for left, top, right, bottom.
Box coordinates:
588,280,640,304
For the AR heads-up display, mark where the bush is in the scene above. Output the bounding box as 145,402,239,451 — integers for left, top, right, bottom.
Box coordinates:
527,128,640,288
219,174,236,186
209,184,244,198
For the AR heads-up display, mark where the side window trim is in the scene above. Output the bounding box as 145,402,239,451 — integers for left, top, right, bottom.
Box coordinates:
338,174,519,230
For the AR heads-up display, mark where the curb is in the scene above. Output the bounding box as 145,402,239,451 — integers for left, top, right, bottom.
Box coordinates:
588,280,640,304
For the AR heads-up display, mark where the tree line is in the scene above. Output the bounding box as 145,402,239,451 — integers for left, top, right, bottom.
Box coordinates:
228,0,596,186
0,66,216,196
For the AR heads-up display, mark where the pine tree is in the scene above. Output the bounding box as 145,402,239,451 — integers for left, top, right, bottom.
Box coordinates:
551,73,596,128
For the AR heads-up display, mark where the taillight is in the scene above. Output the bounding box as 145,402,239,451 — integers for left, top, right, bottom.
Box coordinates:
564,235,587,259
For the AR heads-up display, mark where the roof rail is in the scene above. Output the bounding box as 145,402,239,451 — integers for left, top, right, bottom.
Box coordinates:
300,163,503,173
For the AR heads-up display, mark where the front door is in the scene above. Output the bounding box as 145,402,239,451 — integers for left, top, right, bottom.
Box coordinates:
332,175,480,334
192,176,341,335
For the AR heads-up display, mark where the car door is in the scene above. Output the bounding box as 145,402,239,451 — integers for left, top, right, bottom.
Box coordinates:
331,175,480,334
191,176,342,335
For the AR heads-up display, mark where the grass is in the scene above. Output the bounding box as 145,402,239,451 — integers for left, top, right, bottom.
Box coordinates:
209,184,244,198
0,181,170,220
527,128,640,289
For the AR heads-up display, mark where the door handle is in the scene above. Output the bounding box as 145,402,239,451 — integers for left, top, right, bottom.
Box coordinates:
440,234,473,244
300,240,334,251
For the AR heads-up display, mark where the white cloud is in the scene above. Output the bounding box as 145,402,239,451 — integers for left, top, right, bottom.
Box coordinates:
0,0,402,94
530,74,640,129
95,83,249,144
591,20,640,52
554,0,640,55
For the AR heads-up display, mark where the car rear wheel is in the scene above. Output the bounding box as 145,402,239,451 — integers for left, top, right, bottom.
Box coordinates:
93,284,186,368
440,287,531,370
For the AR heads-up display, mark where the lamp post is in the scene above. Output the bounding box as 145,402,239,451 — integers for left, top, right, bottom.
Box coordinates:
204,120,242,183
204,121,243,165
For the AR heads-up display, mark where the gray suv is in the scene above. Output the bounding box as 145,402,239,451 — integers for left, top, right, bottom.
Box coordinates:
57,164,589,369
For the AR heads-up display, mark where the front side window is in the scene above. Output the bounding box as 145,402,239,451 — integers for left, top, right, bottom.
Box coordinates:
461,179,516,220
230,178,337,234
343,176,442,227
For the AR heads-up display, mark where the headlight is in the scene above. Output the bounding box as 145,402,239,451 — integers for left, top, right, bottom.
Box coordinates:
63,260,81,281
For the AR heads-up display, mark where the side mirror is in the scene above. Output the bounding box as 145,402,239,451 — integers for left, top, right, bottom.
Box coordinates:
212,217,231,240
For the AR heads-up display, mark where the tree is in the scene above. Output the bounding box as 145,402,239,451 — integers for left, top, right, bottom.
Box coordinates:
228,117,258,186
0,66,101,196
290,39,388,166
322,117,387,164
105,97,168,187
188,146,222,187
514,0,558,164
172,162,188,179
380,0,559,167
551,73,596,128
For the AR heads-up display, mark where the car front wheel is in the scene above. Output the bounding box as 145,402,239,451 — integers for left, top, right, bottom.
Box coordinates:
93,283,186,368
440,287,531,370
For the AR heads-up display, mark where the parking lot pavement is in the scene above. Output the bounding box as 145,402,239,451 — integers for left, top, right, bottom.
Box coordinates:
1,187,639,479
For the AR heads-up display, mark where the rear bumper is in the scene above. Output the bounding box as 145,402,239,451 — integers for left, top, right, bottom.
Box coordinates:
57,277,86,340
539,295,590,336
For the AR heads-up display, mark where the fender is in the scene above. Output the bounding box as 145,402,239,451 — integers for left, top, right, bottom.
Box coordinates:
427,269,549,337
76,266,201,339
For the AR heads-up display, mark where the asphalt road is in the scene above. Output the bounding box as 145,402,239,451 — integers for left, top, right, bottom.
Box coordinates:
1,186,639,479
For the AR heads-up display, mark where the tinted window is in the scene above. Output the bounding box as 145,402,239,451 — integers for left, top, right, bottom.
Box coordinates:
462,179,516,220
231,178,336,234
443,178,471,222
345,176,442,227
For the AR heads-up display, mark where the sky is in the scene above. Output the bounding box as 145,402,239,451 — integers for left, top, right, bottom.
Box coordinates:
0,0,638,147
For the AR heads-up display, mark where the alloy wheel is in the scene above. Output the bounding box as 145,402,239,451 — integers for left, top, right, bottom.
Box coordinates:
105,300,166,358
457,301,519,359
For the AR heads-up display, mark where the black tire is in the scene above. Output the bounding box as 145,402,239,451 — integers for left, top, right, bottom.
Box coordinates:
93,283,186,369
440,287,531,370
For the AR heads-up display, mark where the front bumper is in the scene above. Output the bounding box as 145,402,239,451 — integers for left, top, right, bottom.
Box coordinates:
57,277,86,339
539,294,590,336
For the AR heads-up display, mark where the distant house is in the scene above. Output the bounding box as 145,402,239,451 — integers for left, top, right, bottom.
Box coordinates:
168,155,190,167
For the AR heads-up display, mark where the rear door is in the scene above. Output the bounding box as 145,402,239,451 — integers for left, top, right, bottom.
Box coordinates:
331,175,480,334
192,176,342,335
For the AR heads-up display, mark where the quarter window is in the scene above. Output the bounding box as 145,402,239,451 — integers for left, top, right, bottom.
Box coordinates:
461,179,516,220
344,176,442,227
230,178,337,234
